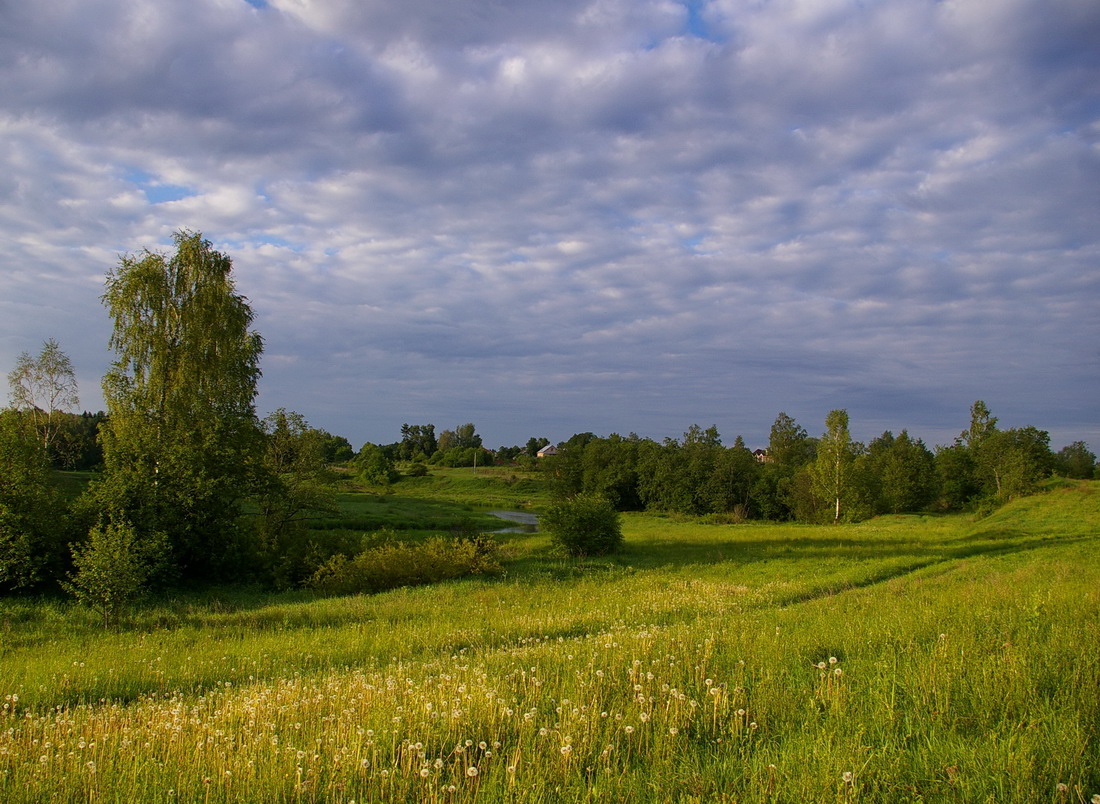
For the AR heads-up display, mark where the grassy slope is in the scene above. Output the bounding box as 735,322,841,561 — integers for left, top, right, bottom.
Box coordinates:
1,482,1097,802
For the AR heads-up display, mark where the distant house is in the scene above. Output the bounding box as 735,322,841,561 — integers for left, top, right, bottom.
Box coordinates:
536,444,559,458
753,448,772,464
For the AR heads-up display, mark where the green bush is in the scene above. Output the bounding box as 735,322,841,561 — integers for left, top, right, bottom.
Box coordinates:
308,535,501,595
542,494,623,557
64,520,170,627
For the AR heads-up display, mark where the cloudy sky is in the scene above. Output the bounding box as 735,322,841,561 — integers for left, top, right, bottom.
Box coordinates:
2,0,1098,452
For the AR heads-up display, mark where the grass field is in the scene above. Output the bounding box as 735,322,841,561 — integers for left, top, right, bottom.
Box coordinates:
1,481,1098,802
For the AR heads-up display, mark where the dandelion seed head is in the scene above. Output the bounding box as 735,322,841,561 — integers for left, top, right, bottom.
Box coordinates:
466,766,479,777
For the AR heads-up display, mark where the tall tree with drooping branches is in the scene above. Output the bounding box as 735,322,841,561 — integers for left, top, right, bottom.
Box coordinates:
91,230,264,581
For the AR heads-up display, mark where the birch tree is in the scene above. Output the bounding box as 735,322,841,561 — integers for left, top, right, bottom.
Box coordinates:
92,230,264,580
812,409,857,523
7,338,79,452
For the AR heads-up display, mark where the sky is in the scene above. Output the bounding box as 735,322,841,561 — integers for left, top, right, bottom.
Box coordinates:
1,0,1098,453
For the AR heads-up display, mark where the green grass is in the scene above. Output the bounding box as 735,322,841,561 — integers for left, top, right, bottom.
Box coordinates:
1,482,1098,802
383,464,554,509
309,492,508,535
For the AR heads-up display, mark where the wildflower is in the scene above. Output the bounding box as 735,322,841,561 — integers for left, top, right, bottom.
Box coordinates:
560,745,572,756
1091,796,1100,804
842,771,854,784
467,766,479,778
834,668,843,677
1056,784,1068,793
829,657,838,665
507,766,516,774
669,728,679,736
623,726,634,734
420,768,430,778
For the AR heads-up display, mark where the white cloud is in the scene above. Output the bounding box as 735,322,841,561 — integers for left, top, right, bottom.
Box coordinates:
0,0,1097,449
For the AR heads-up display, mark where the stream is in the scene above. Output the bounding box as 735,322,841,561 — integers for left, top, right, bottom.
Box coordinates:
487,511,539,532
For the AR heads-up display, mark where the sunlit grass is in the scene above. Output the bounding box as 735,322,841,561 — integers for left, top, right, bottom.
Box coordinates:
1,482,1098,802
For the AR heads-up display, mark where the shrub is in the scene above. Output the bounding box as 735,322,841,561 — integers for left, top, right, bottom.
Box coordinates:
64,520,170,627
541,494,623,557
309,535,501,595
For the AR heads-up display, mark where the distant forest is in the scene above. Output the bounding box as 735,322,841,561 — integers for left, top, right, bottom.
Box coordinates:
369,405,1096,524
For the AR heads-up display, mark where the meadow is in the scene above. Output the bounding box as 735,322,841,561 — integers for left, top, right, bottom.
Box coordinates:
1,478,1098,803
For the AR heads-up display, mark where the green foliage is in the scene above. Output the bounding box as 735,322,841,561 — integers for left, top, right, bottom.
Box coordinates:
64,520,170,627
397,423,438,461
355,443,399,484
48,411,107,470
309,534,502,595
434,445,490,468
933,442,979,510
974,425,1053,500
251,409,339,588
0,410,63,592
525,436,550,457
811,409,860,522
92,230,264,581
317,431,354,464
768,411,816,468
542,493,623,557
862,430,936,514
1054,440,1097,479
580,434,641,510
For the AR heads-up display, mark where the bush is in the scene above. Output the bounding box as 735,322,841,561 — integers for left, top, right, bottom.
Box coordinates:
542,494,623,557
64,520,170,627
309,535,501,595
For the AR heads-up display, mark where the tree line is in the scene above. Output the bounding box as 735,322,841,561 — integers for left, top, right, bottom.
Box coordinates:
538,407,1096,522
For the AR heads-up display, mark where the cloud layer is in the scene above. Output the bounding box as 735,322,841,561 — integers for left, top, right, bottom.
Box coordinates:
2,0,1098,449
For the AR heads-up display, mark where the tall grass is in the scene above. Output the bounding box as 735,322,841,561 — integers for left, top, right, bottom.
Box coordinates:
1,482,1098,802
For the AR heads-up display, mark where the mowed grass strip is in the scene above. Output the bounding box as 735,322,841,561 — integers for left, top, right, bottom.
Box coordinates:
1,482,1097,802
